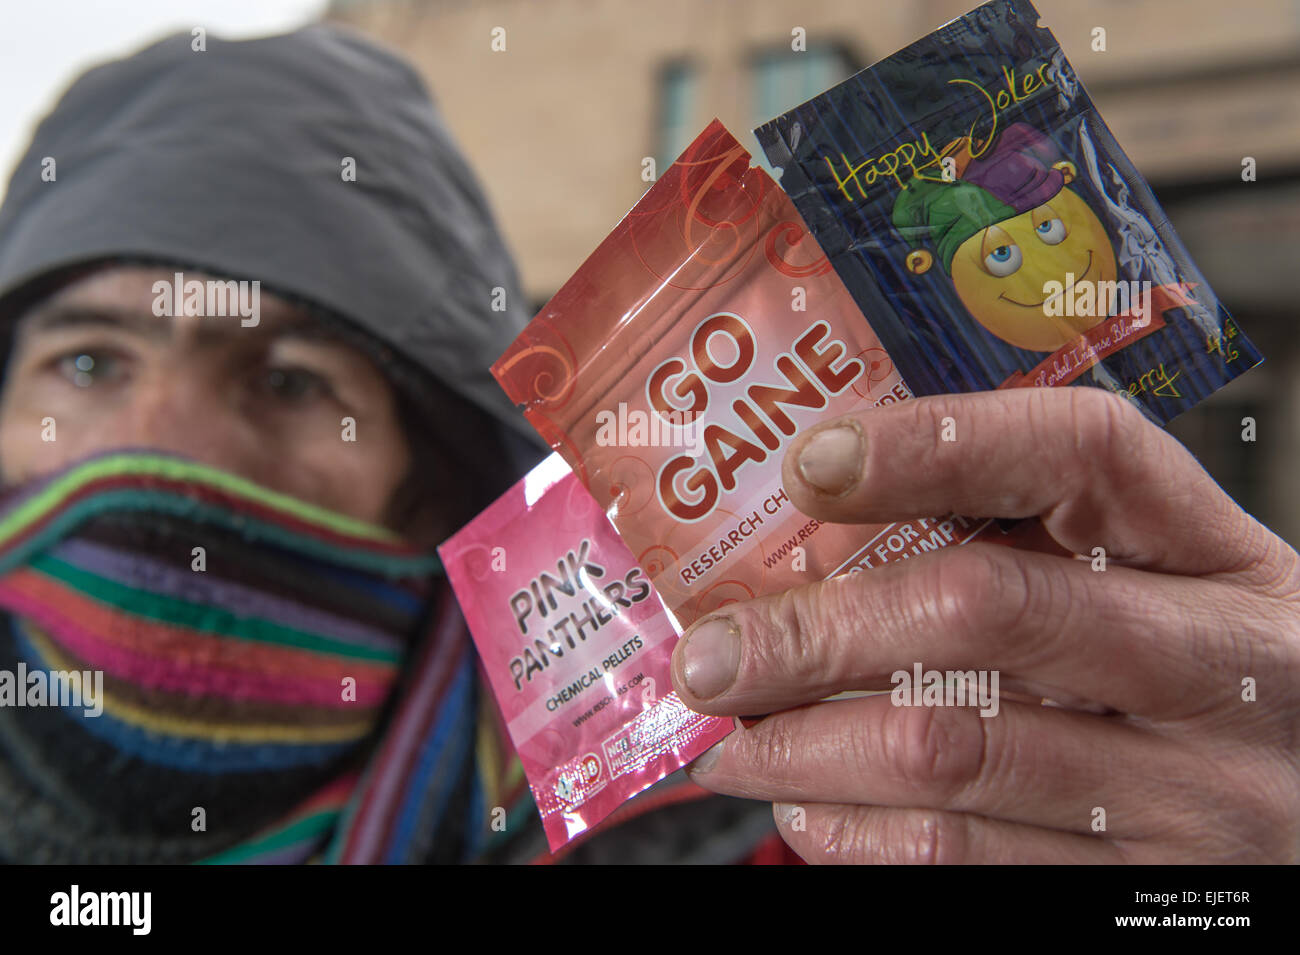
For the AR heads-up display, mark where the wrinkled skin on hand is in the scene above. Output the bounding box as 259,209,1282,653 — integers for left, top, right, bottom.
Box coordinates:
670,387,1300,863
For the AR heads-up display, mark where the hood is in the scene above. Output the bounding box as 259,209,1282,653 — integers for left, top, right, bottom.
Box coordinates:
0,22,543,453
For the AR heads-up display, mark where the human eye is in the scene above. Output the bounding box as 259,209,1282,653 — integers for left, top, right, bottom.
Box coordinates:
254,363,336,404
54,348,131,388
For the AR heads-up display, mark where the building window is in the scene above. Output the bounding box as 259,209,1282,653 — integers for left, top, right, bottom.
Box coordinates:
655,60,699,173
751,45,854,169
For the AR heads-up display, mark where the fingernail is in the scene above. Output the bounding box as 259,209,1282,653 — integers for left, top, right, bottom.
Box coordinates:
688,740,724,775
681,616,740,700
774,802,800,827
797,423,862,496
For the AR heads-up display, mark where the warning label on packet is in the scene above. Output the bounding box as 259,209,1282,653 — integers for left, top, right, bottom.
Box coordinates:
552,691,711,809
603,691,712,777
828,514,992,576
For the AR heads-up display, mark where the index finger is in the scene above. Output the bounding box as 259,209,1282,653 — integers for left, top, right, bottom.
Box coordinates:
782,386,1271,582
668,539,1259,719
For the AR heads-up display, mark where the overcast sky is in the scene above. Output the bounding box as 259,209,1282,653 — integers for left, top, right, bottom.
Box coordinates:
0,0,328,197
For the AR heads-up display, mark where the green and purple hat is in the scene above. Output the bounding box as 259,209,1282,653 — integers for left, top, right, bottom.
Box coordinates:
892,122,1068,274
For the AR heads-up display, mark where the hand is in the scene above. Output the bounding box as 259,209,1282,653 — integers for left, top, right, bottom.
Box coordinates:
669,387,1300,863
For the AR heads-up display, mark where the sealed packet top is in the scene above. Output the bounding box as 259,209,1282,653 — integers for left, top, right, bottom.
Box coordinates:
493,120,1035,629
753,0,1262,423
438,452,732,852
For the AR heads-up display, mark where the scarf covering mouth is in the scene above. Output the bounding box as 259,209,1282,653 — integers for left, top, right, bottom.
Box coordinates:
0,449,522,864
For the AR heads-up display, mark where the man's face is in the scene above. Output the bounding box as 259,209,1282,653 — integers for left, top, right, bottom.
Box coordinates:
0,265,411,526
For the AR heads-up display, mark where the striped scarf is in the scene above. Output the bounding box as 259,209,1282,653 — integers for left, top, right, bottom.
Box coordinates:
0,450,533,864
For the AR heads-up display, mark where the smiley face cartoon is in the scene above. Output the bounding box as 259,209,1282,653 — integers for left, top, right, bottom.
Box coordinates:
892,123,1119,353
948,174,1118,352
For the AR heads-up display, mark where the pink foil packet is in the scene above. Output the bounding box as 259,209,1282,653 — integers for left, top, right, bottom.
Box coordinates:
438,452,733,851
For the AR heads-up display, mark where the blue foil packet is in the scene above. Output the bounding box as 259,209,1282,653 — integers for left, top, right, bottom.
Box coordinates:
754,0,1262,425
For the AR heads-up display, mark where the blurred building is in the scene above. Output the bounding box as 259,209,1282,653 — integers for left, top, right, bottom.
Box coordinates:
329,0,1300,546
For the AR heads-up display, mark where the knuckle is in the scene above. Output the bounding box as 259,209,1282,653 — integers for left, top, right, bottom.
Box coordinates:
739,711,801,783
914,546,996,636
742,586,811,685
756,576,868,691
1073,385,1145,460
756,584,824,685
1234,523,1300,607
918,545,1030,653
1207,508,1295,593
1050,386,1147,492
884,700,988,799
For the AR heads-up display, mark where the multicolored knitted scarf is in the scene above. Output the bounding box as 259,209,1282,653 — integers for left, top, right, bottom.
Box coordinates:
0,450,533,864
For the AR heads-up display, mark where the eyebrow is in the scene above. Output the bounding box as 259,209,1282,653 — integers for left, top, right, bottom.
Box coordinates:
17,303,343,346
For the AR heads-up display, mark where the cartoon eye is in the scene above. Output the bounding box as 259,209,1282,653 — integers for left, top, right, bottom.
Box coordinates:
983,242,1022,277
1035,217,1067,245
